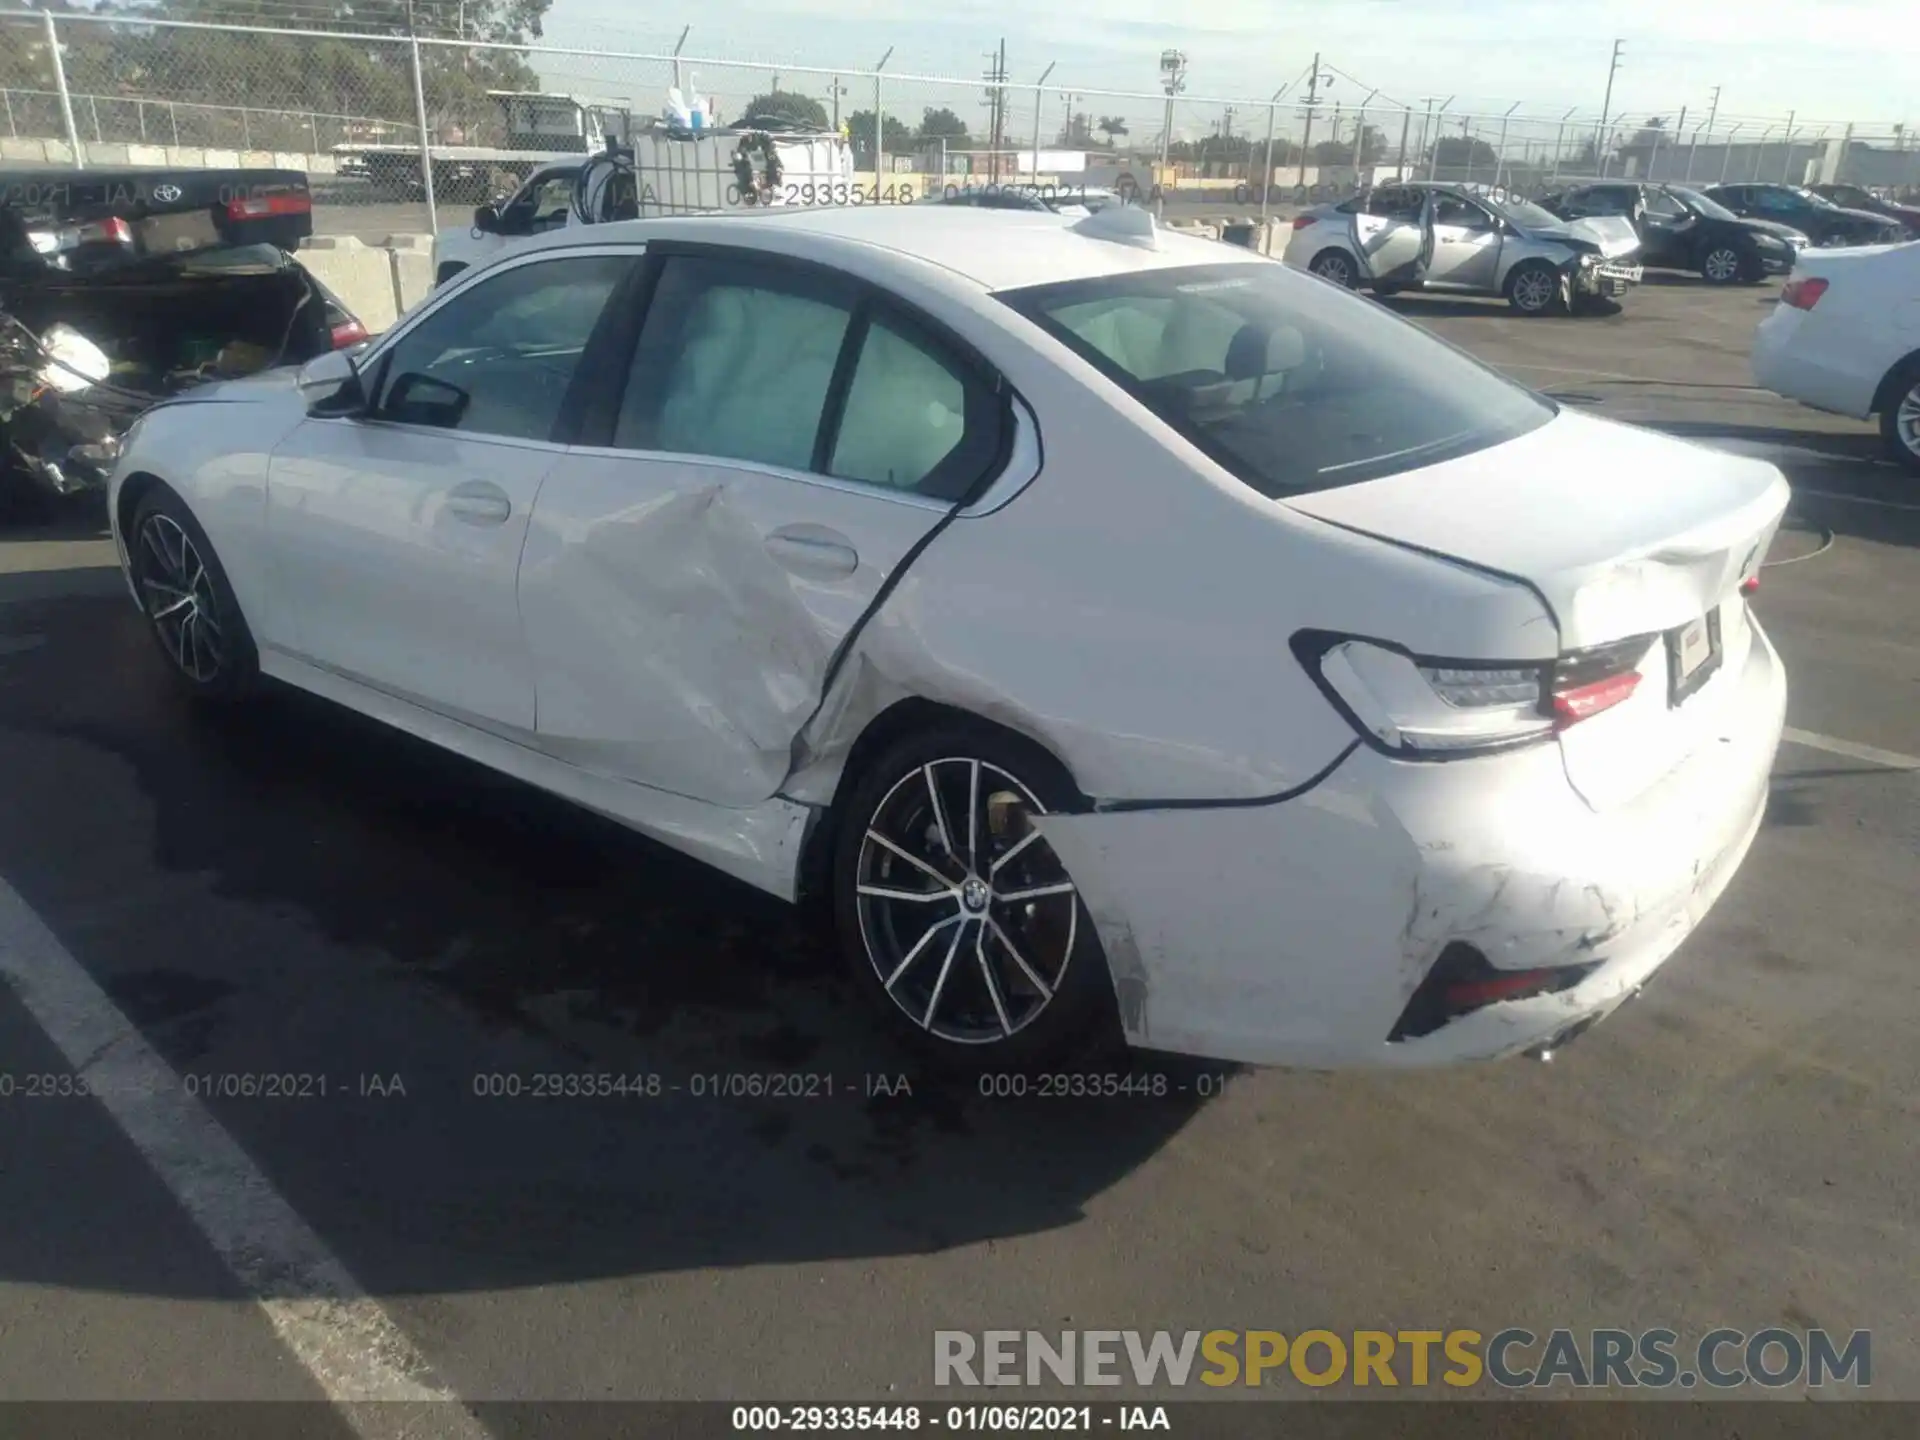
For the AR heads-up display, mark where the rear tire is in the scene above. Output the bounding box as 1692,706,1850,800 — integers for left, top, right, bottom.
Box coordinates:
1505,261,1563,316
1700,244,1745,284
1308,249,1358,289
1879,358,1920,474
831,723,1122,1073
127,486,261,703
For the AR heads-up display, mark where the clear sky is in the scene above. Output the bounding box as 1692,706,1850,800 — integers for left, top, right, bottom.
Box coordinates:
546,0,1918,145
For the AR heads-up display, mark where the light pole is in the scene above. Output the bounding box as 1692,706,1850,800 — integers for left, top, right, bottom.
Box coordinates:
1719,121,1743,183
1426,96,1453,181
1030,61,1055,181
1685,86,1719,183
1259,84,1288,225
1550,104,1576,183
1596,38,1623,177
1353,87,1378,181
1157,49,1187,218
1648,106,1682,181
872,46,892,191
1780,108,1797,183
1492,100,1519,189
670,25,690,92
1296,54,1334,188
1750,123,1775,180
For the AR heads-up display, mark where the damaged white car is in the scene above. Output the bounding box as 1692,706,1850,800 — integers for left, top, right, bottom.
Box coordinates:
106,205,1785,1070
1283,181,1645,314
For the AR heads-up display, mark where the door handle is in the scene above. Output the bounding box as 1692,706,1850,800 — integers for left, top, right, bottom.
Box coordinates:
446,480,512,526
766,524,859,578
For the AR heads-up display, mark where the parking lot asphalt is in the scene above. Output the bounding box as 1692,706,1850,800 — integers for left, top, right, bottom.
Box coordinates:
1,276,1915,1421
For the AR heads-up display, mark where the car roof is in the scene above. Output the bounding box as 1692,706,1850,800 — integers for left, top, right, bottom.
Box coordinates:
509,204,1256,292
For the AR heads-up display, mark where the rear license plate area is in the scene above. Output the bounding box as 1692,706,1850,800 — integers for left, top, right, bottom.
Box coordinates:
1666,609,1723,705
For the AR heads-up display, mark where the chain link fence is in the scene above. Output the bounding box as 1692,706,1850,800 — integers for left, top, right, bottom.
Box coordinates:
4,8,1916,241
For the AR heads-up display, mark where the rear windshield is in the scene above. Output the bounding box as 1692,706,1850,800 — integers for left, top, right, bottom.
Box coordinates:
999,261,1553,497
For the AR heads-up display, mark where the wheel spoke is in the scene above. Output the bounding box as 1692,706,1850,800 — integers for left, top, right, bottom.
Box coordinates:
858,882,956,904
148,591,194,620
975,921,1012,1037
171,608,192,671
996,880,1076,904
140,523,174,578
883,912,962,991
923,764,956,859
989,915,1054,1002
919,918,968,1030
966,759,980,870
864,829,951,888
988,827,1043,877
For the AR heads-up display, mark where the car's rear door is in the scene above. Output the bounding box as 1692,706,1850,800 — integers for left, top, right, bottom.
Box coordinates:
1349,185,1424,281
518,246,1015,807
264,247,637,734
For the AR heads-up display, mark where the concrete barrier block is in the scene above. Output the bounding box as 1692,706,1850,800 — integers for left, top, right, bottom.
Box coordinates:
382,233,434,252
240,150,276,170
39,141,76,166
163,148,208,169
307,155,338,176
84,144,133,167
0,139,52,163
203,149,242,169
128,145,170,167
389,248,435,318
273,153,308,171
295,241,398,333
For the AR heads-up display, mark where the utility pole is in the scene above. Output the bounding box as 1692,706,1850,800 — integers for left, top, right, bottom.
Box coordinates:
827,76,847,131
1596,38,1623,177
981,40,1007,184
1297,52,1331,187
1685,85,1719,182
873,46,892,191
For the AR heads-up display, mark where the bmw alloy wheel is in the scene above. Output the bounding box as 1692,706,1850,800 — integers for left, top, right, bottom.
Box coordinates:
854,758,1079,1045
134,512,225,683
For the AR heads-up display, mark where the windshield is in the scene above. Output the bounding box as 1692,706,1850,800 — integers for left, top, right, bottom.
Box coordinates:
999,261,1553,498
1668,186,1738,221
1484,194,1564,231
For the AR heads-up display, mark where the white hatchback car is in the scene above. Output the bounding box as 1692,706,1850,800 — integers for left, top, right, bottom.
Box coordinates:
1750,239,1920,472
106,205,1788,1070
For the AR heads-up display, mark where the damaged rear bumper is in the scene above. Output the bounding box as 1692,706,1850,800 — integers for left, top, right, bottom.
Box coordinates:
1036,619,1784,1069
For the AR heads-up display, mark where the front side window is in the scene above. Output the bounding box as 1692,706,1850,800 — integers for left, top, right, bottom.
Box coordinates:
615,254,1004,500
1641,188,1685,219
1432,194,1492,229
372,253,631,440
527,172,576,231
1001,261,1553,498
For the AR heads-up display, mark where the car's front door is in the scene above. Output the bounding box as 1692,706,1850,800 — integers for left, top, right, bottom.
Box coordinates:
265,249,636,733
1635,187,1694,265
1348,185,1425,282
1423,191,1503,290
518,248,1013,806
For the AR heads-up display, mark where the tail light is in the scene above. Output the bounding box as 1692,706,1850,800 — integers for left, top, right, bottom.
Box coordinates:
329,318,370,350
1291,214,1318,231
55,216,134,250
225,192,313,220
1781,276,1827,310
1294,631,1653,759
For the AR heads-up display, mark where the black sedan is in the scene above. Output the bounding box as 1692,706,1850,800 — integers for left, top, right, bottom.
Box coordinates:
1702,183,1907,247
1539,181,1806,284
1806,183,1920,237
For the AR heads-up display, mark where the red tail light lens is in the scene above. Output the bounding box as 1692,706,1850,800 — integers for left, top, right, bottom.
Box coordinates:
1782,276,1828,310
226,192,313,220
1548,637,1651,729
1740,576,1760,596
1291,214,1318,231
330,319,369,349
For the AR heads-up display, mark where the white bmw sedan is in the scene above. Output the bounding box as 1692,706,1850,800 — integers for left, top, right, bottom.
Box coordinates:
106,204,1788,1070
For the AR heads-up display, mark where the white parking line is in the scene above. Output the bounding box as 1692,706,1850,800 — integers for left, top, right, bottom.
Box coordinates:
0,876,492,1439
1782,727,1920,772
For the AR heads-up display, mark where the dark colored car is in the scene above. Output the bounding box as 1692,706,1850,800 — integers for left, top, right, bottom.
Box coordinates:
0,167,316,254
1702,183,1907,248
1806,183,1920,237
1539,181,1807,284
934,184,1119,214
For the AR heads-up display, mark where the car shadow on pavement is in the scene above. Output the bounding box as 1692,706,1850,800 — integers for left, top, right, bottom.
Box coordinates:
0,592,1221,1302
1377,293,1625,321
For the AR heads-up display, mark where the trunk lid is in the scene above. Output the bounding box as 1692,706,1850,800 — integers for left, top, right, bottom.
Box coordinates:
1286,411,1786,650
1286,411,1787,808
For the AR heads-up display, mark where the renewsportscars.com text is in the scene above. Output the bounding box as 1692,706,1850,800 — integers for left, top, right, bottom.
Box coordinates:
933,1328,1871,1390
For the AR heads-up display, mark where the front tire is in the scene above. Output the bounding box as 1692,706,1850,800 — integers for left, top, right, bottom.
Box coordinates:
831,725,1120,1071
1880,359,1920,474
1505,261,1563,316
127,486,260,702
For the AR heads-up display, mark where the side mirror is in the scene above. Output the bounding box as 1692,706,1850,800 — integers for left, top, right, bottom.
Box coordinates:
384,372,469,430
473,203,500,233
297,348,363,414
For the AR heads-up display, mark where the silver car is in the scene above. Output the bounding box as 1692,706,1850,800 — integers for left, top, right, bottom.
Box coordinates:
1282,181,1645,315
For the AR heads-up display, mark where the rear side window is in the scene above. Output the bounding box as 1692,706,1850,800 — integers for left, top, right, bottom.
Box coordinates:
614,253,1005,500
1001,261,1552,498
